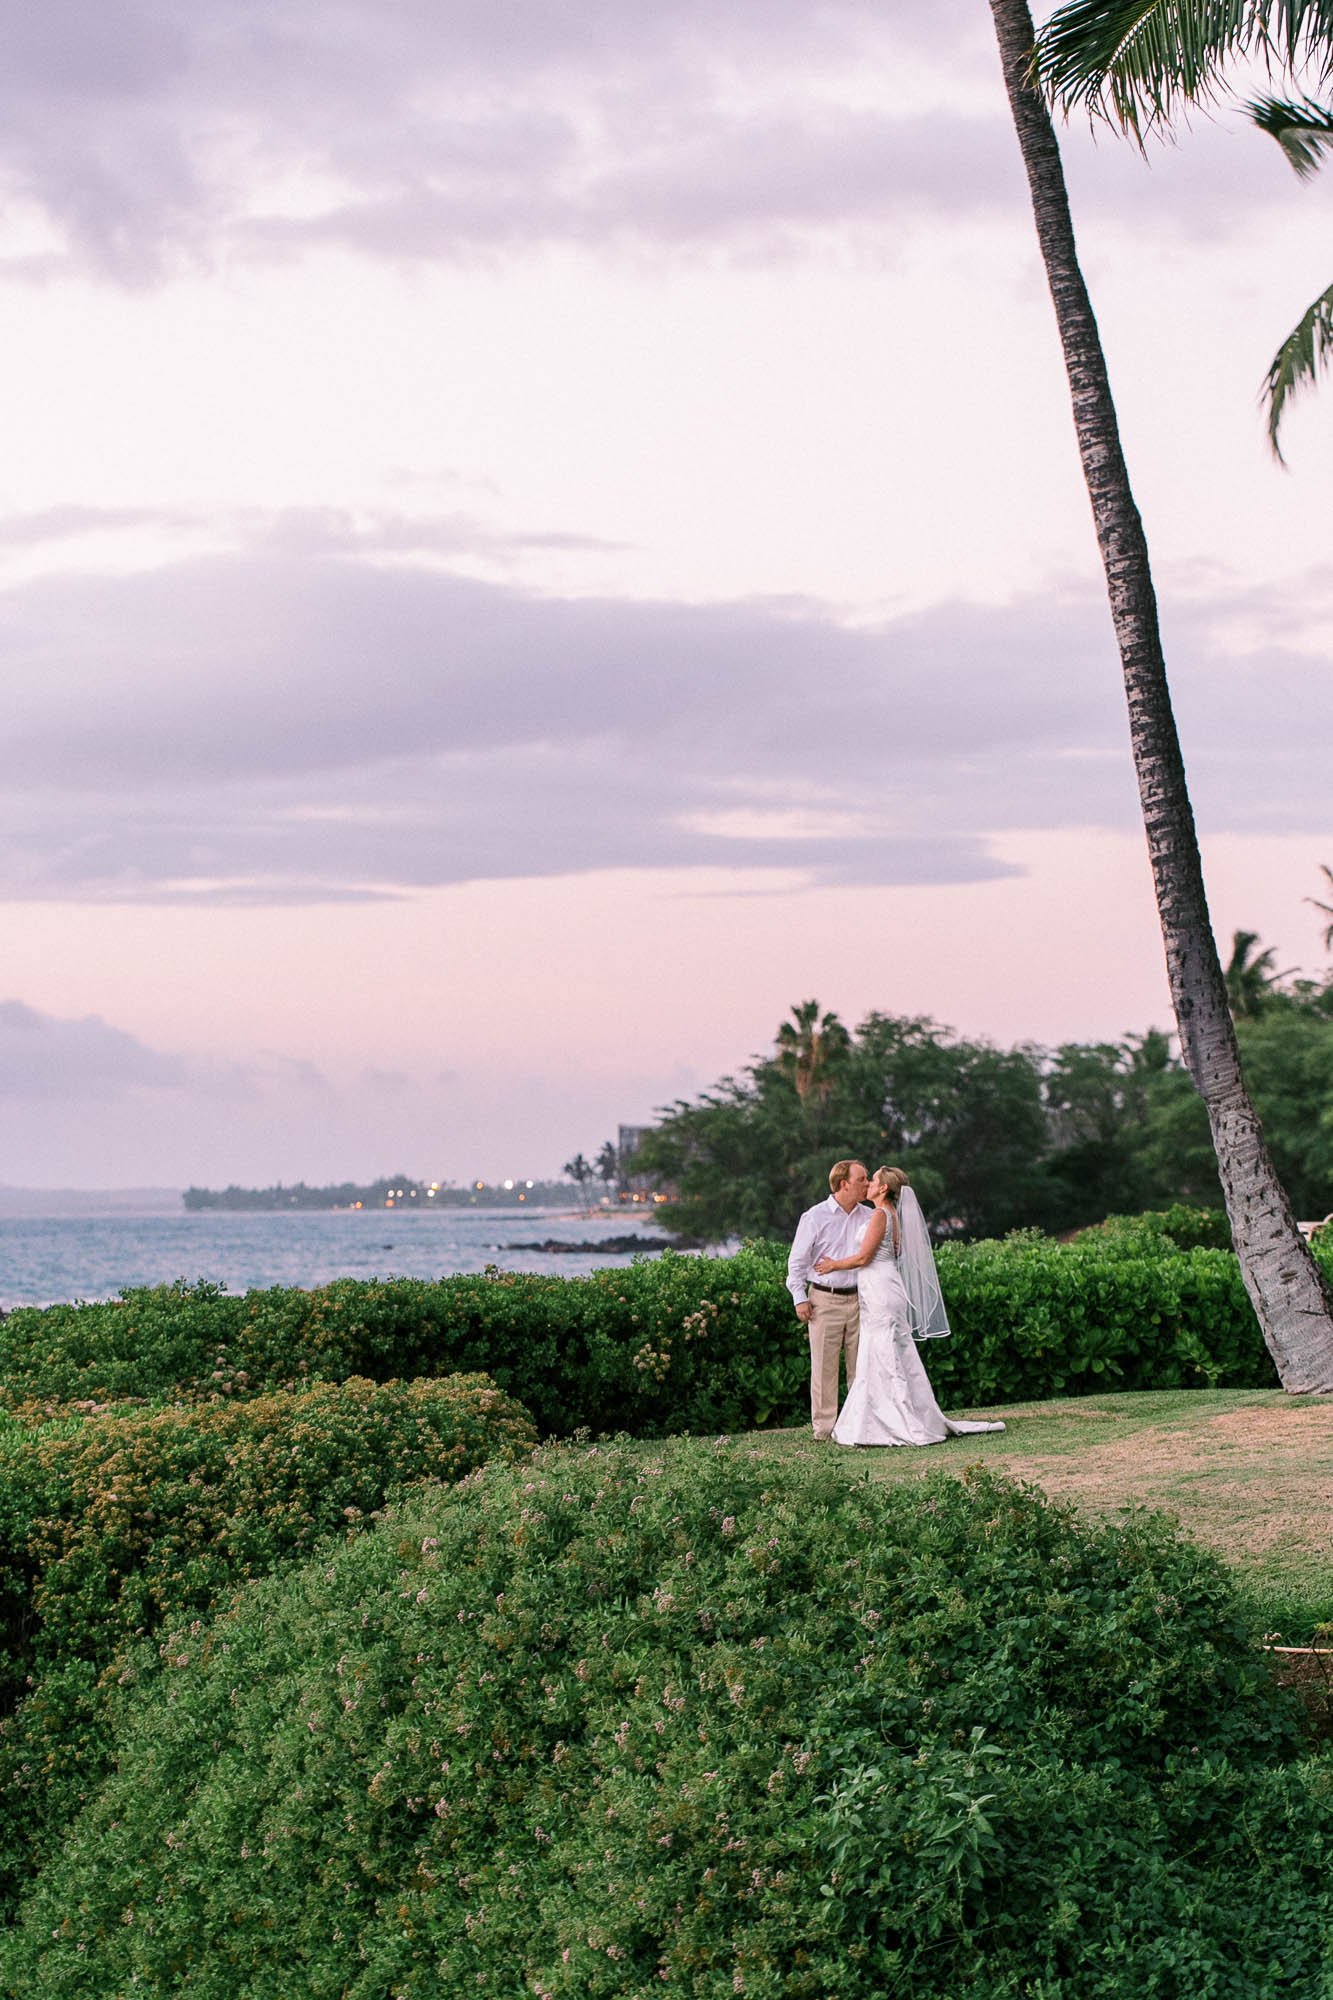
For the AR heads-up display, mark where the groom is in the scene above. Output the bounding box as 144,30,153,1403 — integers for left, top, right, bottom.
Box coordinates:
787,1159,869,1440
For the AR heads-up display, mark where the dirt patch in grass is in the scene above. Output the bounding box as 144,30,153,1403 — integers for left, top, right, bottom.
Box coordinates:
1004,1402,1333,1505
984,1400,1333,1635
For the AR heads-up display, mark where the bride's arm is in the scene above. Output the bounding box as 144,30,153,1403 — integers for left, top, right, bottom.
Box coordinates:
814,1209,886,1272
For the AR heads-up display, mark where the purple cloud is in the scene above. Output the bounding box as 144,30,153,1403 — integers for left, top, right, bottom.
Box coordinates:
0,0,1287,281
0,529,1322,904
0,998,190,1097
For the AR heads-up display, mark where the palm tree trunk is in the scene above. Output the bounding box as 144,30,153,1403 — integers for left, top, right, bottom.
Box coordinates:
989,0,1333,1390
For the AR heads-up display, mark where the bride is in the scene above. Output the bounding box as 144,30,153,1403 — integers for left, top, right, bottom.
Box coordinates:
814,1167,1005,1449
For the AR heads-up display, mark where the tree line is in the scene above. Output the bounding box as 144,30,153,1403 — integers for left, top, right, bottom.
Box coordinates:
636,955,1333,1246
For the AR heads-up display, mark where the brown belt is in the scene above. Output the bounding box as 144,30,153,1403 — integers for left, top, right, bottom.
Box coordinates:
809,1282,856,1296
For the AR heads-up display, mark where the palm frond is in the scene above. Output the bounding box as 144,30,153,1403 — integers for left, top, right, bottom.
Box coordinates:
1034,2,1333,129
1263,280,1333,456
1247,90,1333,172
1307,863,1333,950
1267,0,1333,69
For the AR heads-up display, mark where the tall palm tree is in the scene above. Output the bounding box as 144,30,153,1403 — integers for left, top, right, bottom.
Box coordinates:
774,1000,851,1107
1032,0,1333,454
988,0,1333,1387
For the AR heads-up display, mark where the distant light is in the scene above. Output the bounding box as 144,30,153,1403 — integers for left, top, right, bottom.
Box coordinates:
475,1180,486,1190
427,1188,436,1197
525,1179,534,1189
503,1178,514,1191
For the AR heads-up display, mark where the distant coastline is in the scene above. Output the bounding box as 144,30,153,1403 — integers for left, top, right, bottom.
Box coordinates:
182,1176,581,1212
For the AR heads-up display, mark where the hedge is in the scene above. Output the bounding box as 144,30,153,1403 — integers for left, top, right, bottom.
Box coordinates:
0,1250,801,1436
923,1234,1272,1405
1083,1204,1234,1252
0,1225,1288,1439
4,1443,1329,1998
0,1373,534,1903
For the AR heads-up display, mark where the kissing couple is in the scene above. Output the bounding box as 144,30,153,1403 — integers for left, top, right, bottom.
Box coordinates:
787,1159,1005,1447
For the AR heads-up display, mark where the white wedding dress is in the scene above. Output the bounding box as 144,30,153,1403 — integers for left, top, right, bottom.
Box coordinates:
832,1220,1005,1449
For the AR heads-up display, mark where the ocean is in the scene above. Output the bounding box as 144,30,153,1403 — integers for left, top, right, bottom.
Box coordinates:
0,1203,675,1311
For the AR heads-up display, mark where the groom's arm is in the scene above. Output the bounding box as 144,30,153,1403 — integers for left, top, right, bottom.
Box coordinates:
814,1207,884,1272
787,1208,817,1322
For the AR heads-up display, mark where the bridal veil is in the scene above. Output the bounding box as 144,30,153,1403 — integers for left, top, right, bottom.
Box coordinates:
896,1186,950,1340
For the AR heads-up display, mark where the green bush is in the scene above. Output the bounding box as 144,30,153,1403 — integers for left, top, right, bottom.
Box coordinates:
0,1374,535,1903
1083,1204,1233,1253
4,1444,1329,1998
0,1224,1277,1439
0,1277,254,1412
925,1236,1270,1405
0,1248,805,1437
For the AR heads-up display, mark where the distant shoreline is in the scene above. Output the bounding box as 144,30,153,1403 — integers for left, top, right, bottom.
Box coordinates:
182,1177,596,1214
0,1192,671,1230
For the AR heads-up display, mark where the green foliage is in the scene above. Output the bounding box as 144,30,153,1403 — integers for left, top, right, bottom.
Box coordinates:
0,1249,802,1439
925,1236,1269,1406
1150,1003,1333,1216
639,994,1333,1244
1083,1204,1233,1252
640,1009,1055,1243
0,1228,1277,1451
5,1444,1329,1998
0,1374,535,1901
1236,1003,1333,1217
0,1277,254,1414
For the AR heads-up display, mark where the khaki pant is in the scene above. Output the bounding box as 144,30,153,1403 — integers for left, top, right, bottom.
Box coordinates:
808,1288,859,1439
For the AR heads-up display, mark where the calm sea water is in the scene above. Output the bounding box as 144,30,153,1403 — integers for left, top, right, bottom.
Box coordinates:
0,1205,675,1311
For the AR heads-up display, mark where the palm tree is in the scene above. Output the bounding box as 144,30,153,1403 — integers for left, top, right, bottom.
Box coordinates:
1223,929,1292,1018
988,0,1333,1387
774,1000,851,1107
563,1152,596,1214
1032,0,1333,455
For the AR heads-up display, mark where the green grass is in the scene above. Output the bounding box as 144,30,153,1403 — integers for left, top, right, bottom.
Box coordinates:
717,1389,1333,1641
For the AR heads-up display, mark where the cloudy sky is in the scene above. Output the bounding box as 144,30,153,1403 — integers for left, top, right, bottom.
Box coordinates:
1,0,1330,1189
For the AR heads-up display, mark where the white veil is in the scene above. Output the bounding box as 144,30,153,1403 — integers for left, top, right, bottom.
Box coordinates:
894,1185,950,1340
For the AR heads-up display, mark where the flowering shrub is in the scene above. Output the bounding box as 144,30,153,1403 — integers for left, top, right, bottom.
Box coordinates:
0,1227,1280,1440
0,1247,803,1435
3,1443,1328,1998
0,1374,534,1902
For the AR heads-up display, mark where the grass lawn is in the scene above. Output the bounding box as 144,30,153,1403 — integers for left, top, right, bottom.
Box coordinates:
732,1389,1333,1640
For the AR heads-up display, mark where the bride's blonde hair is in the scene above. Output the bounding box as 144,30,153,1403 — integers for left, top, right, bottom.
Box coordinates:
872,1166,910,1201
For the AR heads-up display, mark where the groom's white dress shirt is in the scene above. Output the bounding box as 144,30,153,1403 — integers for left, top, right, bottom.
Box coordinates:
786,1196,869,1310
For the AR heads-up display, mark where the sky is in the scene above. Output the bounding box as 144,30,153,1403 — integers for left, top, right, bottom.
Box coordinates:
1,0,1331,1190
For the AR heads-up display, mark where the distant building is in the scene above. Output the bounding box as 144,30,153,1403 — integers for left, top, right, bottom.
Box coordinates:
617,1125,657,1198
